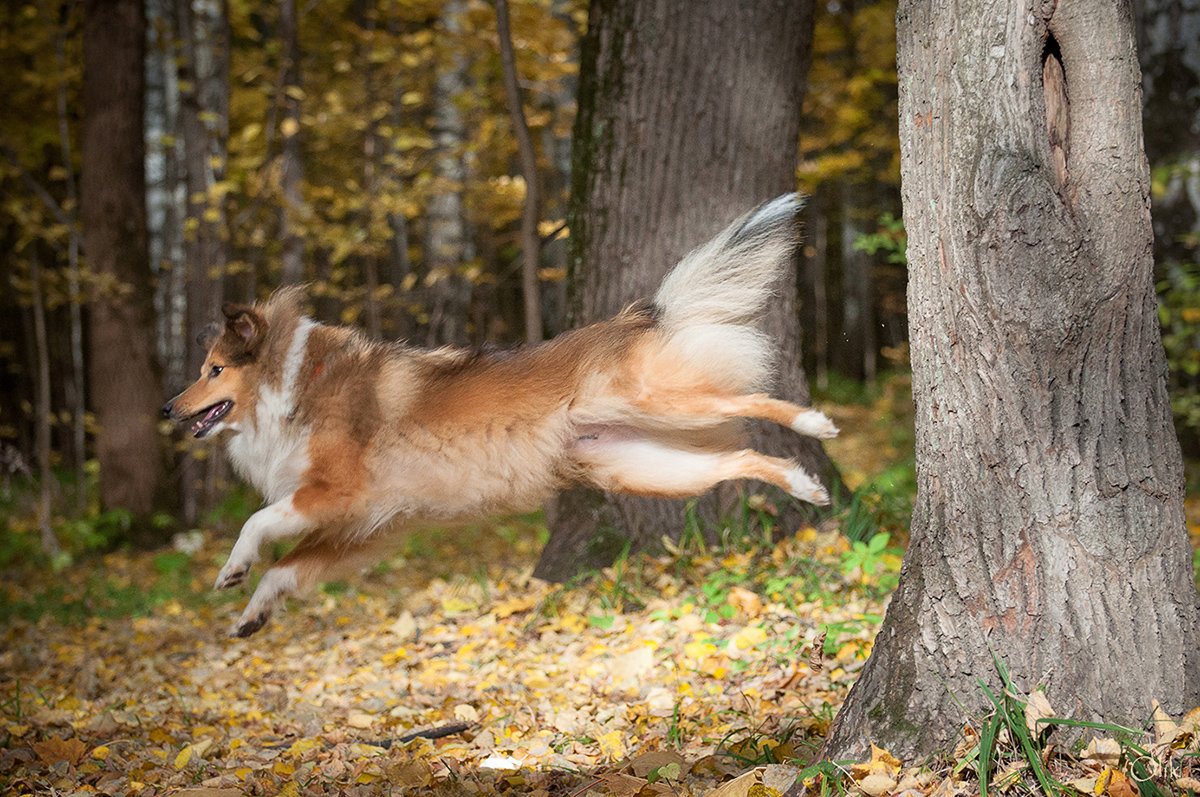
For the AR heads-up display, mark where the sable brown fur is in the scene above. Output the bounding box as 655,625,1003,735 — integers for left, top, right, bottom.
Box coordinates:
162,195,839,636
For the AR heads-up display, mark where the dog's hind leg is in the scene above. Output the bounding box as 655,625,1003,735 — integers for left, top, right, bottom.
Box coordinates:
629,392,839,438
231,528,388,637
572,433,829,505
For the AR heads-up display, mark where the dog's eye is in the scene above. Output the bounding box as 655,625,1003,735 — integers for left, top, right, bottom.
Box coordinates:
209,365,224,379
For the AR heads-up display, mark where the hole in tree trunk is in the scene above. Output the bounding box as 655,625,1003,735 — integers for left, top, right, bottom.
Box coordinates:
1042,33,1070,190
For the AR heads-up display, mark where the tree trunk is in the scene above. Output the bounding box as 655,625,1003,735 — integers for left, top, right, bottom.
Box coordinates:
424,0,474,347
496,0,544,344
822,0,1200,761
29,254,60,557
278,0,305,286
535,0,841,582
52,0,88,513
81,0,167,522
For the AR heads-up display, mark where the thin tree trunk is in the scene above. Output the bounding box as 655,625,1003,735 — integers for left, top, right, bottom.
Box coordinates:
278,0,305,286
536,0,840,581
81,0,166,524
823,0,1200,761
29,254,60,557
496,0,544,343
358,0,383,340
425,0,474,346
52,0,88,513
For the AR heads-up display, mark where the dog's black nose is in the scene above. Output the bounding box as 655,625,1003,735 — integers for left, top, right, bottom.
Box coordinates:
161,400,175,418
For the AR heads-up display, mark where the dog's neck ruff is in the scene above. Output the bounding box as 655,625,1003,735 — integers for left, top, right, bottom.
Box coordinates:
280,318,316,408
225,317,316,503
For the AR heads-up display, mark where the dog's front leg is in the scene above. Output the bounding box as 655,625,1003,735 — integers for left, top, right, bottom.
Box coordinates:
215,497,314,590
231,528,386,637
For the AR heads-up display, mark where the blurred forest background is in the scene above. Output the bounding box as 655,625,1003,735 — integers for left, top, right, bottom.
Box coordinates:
0,0,1198,558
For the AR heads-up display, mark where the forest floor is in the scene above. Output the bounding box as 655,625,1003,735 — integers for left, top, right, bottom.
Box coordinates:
2,380,1199,796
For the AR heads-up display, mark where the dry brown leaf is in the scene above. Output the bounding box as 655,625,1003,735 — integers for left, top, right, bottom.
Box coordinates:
627,750,690,778
857,773,898,796
1151,700,1179,746
1083,737,1122,767
31,736,88,766
1023,689,1055,738
705,768,765,797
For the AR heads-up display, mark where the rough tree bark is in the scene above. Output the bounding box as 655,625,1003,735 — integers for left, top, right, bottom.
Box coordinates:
81,0,168,521
822,0,1200,761
535,0,843,581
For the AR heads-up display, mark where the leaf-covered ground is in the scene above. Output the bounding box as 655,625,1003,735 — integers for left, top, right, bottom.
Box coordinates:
2,511,885,796
3,392,1199,796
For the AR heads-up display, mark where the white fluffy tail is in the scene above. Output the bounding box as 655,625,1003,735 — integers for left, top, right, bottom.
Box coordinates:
653,194,804,392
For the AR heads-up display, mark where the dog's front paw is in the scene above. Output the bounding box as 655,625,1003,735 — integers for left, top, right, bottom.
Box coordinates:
230,610,269,638
792,409,839,439
214,560,250,590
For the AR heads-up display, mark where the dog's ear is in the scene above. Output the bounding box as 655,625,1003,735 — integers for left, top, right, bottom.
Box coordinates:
196,322,221,350
222,303,267,361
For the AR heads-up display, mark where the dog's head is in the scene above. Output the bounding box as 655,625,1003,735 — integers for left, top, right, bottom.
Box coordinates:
162,302,267,439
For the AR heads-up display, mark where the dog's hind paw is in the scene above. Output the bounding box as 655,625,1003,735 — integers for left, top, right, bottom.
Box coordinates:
792,409,839,439
785,465,830,506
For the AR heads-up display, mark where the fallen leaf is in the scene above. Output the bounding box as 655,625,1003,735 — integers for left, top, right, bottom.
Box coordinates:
347,712,373,729
1024,689,1055,738
705,768,766,797
852,743,903,778
727,587,763,617
597,729,627,760
1151,700,1178,746
628,750,690,778
857,773,897,796
1082,738,1122,767
32,737,88,767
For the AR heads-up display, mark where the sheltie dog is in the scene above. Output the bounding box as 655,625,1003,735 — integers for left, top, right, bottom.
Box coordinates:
164,194,838,636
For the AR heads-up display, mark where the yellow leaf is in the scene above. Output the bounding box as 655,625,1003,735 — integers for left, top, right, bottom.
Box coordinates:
441,595,476,614
493,594,538,618
596,729,626,760
273,761,296,776
851,743,902,778
287,738,321,757
281,118,300,138
174,739,212,769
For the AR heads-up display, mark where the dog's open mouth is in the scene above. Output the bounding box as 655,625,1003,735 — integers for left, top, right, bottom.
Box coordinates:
187,400,232,438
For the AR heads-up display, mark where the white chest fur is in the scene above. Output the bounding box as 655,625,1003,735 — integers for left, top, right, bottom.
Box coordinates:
225,319,315,503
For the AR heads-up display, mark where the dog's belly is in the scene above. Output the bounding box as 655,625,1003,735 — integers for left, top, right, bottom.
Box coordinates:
370,418,572,520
